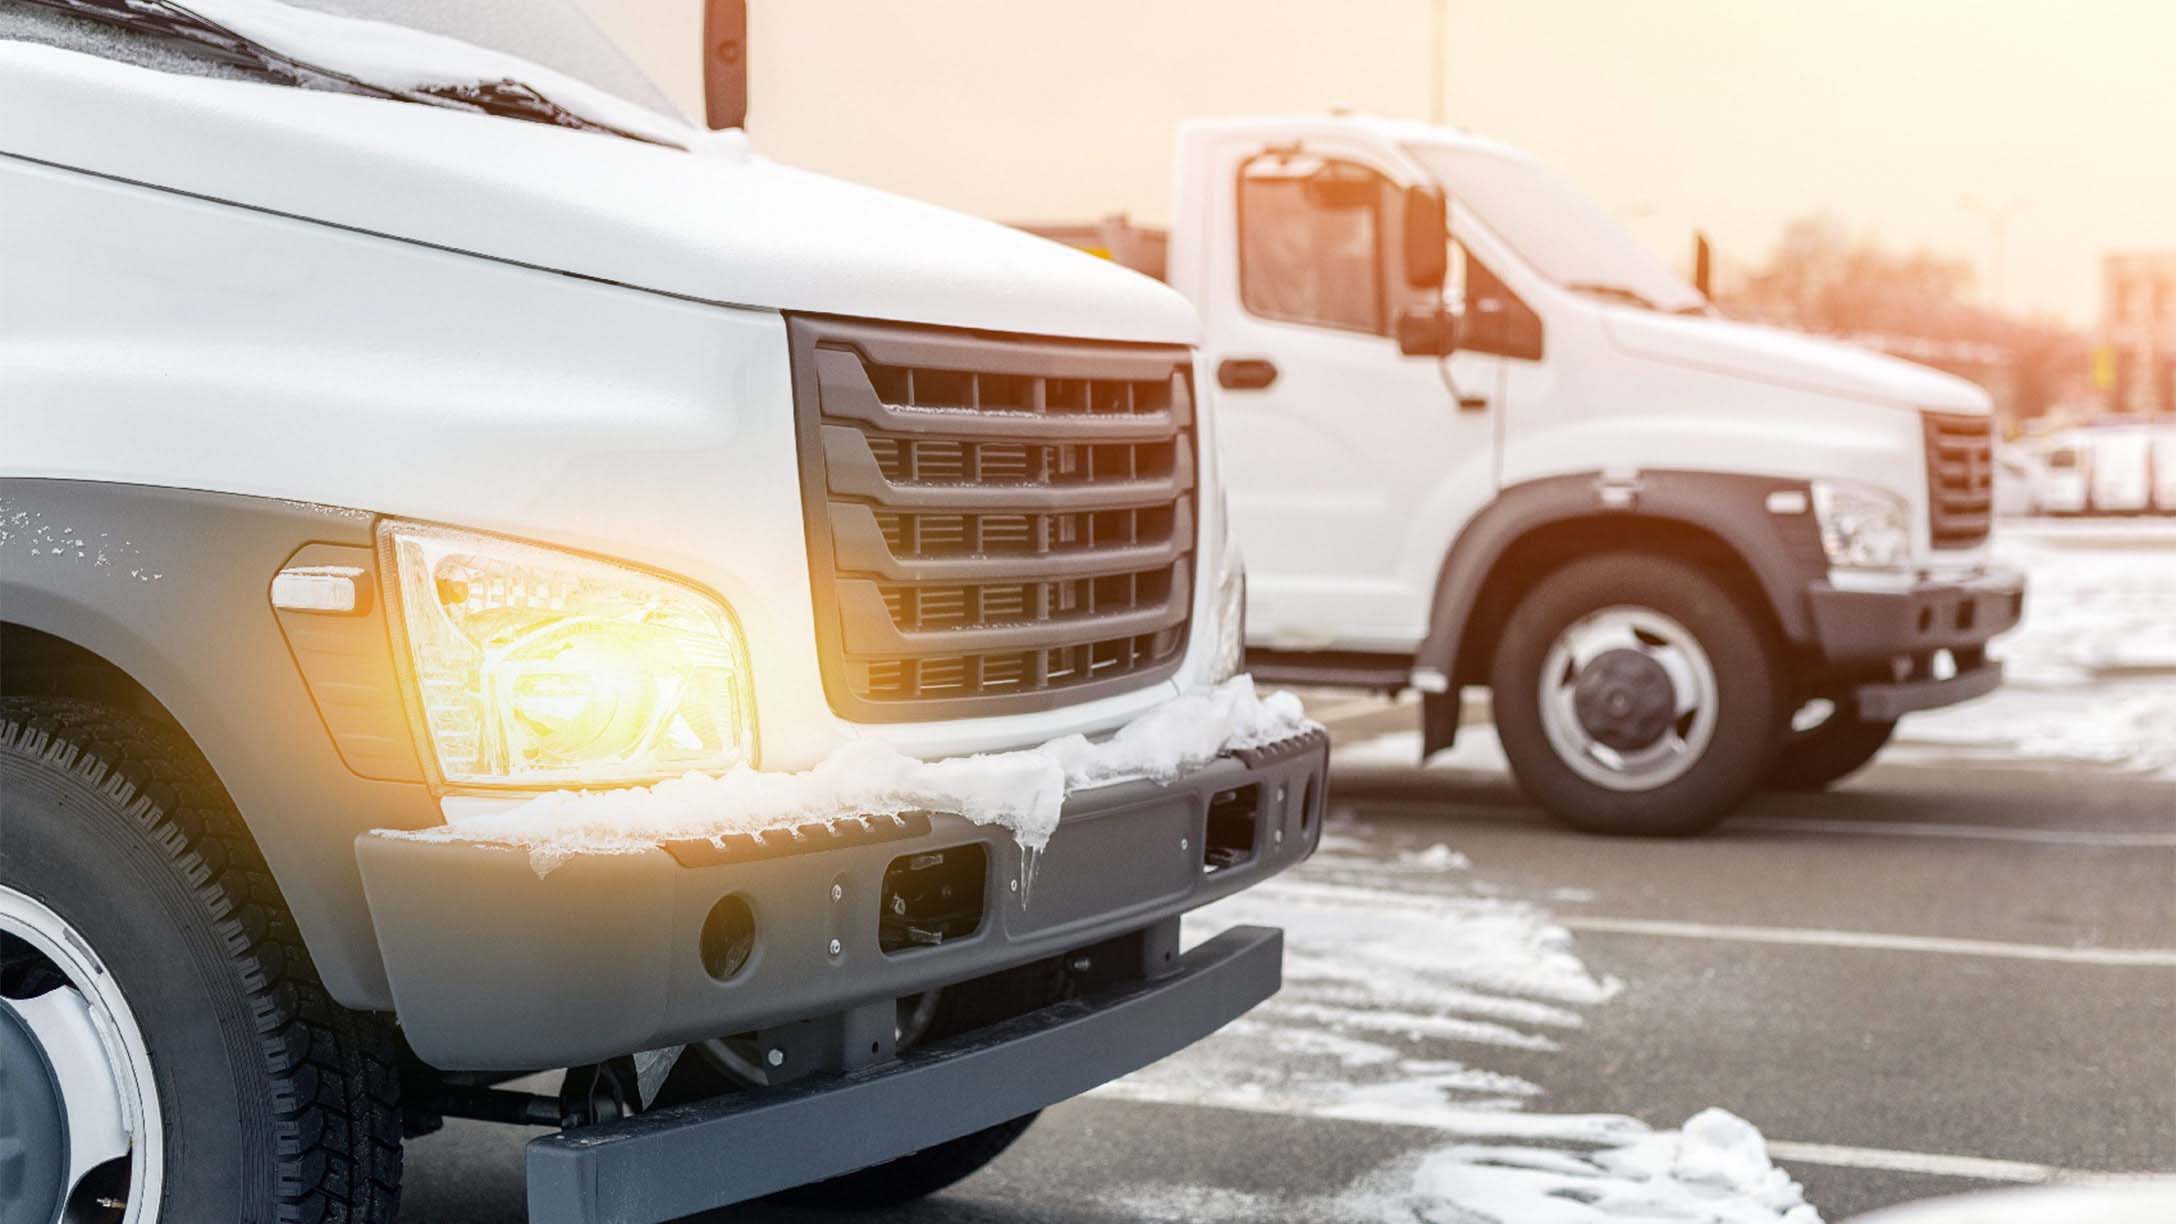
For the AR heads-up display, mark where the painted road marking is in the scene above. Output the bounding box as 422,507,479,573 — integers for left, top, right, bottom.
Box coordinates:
1561,915,2176,968
1733,815,2176,848
1092,1084,2175,1185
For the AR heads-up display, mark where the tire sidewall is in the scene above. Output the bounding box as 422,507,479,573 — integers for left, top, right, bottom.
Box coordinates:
1492,553,1782,835
1,747,265,1222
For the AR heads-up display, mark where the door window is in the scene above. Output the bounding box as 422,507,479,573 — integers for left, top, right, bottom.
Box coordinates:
1237,155,1391,334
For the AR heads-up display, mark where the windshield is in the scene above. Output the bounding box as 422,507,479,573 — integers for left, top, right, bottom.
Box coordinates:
1,0,688,143
1404,142,1706,315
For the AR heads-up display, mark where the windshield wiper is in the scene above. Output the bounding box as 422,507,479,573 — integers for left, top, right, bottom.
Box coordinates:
1563,281,1710,317
22,0,677,147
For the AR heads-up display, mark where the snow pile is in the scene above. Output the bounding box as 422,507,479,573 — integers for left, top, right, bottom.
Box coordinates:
1355,1109,1819,1223
377,677,1314,874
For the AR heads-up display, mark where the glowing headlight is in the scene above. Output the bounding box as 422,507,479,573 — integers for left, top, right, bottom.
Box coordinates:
1208,497,1247,684
380,522,754,788
1811,480,1912,573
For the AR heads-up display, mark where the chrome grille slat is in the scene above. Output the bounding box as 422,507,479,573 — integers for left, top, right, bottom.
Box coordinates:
789,317,1197,720
1923,410,1995,548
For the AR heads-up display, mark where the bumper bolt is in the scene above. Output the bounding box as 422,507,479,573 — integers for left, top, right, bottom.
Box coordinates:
766,1048,785,1067
829,883,843,902
1179,837,1190,852
1008,878,1019,893
827,938,842,956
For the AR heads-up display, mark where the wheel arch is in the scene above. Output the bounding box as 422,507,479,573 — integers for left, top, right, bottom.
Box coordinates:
1415,471,1824,755
0,479,437,1009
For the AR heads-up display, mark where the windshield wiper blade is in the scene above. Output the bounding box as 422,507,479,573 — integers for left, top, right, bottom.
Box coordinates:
1563,282,1663,311
27,0,675,147
412,77,676,146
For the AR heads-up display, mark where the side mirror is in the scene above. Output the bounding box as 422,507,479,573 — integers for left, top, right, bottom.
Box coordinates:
703,0,748,130
1402,185,1448,290
1396,304,1460,357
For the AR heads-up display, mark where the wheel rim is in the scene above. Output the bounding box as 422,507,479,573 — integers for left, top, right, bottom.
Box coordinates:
1537,605,1719,792
0,885,164,1224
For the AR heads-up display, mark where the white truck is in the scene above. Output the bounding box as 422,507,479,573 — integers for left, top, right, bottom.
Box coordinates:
1030,114,2025,836
0,5,1328,1222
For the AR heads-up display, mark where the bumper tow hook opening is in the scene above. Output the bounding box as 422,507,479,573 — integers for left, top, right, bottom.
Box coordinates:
1203,785,1261,874
878,844,988,954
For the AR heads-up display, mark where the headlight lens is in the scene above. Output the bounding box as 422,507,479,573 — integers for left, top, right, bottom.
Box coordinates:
381,522,754,788
1810,480,1912,572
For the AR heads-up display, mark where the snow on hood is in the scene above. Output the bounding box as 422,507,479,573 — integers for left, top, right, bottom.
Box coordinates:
1603,308,1990,414
377,677,1316,876
0,39,1199,344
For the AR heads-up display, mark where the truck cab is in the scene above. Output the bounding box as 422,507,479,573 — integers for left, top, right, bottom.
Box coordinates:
1156,114,2024,833
0,6,1323,1222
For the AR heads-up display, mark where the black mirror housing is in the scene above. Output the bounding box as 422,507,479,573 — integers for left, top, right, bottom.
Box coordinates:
704,0,748,130
1402,185,1448,290
1396,305,1460,357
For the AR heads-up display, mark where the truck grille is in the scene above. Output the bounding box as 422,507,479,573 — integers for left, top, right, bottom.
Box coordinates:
789,317,1197,720
1923,410,1994,548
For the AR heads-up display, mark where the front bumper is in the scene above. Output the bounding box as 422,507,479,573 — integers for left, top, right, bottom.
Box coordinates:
526,924,1282,1224
354,730,1327,1070
1805,567,2026,720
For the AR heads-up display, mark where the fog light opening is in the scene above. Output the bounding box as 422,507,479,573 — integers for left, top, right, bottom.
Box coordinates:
700,894,756,981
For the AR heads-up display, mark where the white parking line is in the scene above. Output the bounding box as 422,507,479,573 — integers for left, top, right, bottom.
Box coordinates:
1093,1087,2174,1185
1735,816,2176,848
1561,916,2176,968
1761,1139,2170,1185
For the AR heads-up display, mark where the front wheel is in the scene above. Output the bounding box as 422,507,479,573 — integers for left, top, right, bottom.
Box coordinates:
0,700,403,1224
1491,554,1783,836
1768,702,1896,791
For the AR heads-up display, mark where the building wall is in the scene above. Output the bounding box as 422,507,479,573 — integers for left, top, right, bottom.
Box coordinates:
2102,252,2176,417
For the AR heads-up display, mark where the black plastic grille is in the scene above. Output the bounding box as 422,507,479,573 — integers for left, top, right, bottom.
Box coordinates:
789,317,1197,720
1923,411,1994,548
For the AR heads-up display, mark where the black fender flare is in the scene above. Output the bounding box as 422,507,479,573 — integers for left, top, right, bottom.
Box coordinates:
1413,470,1826,754
0,478,433,1009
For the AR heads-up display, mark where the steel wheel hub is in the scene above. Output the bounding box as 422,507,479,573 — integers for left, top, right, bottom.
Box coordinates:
1537,605,1719,792
0,885,163,1224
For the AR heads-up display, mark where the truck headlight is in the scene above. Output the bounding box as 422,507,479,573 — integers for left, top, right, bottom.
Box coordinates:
1811,480,1912,573
380,522,754,788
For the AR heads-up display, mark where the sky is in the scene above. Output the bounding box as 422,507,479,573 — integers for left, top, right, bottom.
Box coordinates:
580,0,2175,329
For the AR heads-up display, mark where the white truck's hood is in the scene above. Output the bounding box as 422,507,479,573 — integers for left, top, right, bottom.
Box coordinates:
1601,307,1989,414
0,41,1197,345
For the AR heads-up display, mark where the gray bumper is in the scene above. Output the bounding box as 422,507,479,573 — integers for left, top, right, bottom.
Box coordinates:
1805,567,2024,720
355,731,1327,1069
526,924,1282,1224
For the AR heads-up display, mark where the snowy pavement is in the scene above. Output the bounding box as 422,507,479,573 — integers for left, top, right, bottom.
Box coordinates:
398,519,2175,1223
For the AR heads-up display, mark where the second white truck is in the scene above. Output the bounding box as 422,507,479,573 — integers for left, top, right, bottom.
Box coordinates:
1030,114,2026,836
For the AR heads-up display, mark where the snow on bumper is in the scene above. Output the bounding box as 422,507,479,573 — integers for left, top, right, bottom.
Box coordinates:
354,717,1328,1069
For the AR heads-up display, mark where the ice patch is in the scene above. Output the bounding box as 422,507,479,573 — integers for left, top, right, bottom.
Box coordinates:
374,676,1315,876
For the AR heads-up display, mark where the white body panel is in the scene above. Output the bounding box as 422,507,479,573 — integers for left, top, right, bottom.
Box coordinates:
0,39,1232,769
1168,115,1993,654
2153,426,2176,513
2085,426,2156,514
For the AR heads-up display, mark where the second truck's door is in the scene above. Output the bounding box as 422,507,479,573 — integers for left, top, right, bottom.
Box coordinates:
1205,140,1503,652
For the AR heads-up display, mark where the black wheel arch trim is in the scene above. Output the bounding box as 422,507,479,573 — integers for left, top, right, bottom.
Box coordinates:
1413,470,1826,756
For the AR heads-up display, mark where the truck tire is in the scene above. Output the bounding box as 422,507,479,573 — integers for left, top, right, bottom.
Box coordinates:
1490,554,1782,836
1767,706,1896,791
0,699,402,1224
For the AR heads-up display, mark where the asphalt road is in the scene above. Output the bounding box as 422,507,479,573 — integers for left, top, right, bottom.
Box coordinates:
398,725,2176,1223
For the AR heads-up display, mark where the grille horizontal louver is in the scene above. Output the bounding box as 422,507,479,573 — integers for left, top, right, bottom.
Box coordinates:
1923,410,1994,549
789,317,1197,720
